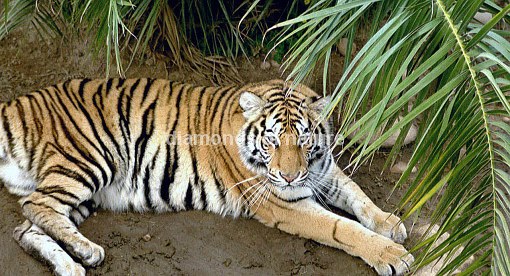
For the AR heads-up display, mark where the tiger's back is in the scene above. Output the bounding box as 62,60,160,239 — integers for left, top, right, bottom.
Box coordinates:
0,78,258,215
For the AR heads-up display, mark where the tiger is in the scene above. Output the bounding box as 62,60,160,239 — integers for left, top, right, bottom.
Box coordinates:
0,78,414,276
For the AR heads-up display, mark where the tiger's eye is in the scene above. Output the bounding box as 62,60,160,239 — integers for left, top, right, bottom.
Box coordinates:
298,135,309,145
265,135,277,146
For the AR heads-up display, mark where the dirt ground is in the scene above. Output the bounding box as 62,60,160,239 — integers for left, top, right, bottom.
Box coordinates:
0,25,430,275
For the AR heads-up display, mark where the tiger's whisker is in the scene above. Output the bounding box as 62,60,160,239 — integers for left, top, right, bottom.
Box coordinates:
253,184,270,214
242,179,268,208
247,181,268,209
236,179,266,208
306,184,333,212
228,174,263,192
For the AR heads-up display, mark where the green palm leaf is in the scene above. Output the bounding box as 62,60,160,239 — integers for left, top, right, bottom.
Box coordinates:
269,0,510,274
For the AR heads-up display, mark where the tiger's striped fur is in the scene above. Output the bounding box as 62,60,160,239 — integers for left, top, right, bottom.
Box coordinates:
0,79,413,276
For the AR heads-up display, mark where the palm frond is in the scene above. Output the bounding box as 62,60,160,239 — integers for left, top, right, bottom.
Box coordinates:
0,0,62,40
269,0,510,274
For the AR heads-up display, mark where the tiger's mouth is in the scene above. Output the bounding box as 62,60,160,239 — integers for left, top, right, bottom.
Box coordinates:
265,170,309,188
263,173,315,201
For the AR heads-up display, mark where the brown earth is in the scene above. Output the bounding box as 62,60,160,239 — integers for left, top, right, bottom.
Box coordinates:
0,25,430,275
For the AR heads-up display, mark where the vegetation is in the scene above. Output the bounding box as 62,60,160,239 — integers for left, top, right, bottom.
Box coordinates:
0,0,306,81
1,0,510,274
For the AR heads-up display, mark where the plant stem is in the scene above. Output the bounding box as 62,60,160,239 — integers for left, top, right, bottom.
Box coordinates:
435,0,497,272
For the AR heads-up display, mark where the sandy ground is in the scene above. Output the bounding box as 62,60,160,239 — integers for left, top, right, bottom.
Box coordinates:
0,25,427,275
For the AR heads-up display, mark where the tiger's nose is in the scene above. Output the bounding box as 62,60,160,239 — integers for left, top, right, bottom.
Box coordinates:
280,172,300,183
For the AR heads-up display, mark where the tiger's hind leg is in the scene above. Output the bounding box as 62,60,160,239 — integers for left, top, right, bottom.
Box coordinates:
14,220,85,276
14,200,98,276
20,173,105,268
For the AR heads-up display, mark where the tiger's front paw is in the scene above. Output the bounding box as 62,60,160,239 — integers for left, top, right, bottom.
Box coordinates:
367,237,414,276
373,212,407,244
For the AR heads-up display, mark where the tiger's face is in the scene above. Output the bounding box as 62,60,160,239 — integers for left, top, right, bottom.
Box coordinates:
237,84,332,200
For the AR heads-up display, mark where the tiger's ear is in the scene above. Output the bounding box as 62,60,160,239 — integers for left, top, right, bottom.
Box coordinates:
239,92,265,119
308,95,331,113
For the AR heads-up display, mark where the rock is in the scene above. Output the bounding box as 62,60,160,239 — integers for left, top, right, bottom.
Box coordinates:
223,258,232,267
142,234,152,242
413,224,475,275
337,38,356,57
260,61,271,70
347,117,418,148
459,146,466,157
474,12,492,24
384,121,418,148
390,161,417,174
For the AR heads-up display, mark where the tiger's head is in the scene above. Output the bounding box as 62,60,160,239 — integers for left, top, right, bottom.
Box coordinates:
236,81,333,201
